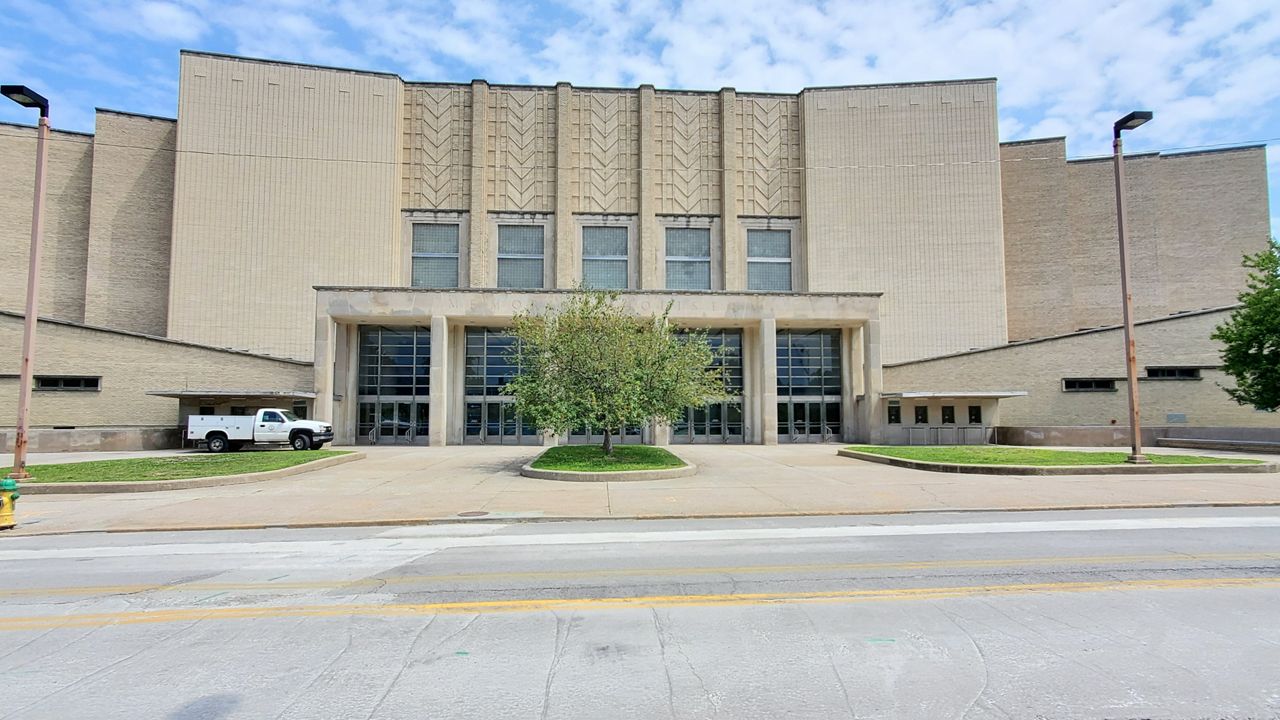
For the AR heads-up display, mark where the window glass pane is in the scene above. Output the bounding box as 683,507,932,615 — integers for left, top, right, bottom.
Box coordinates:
747,261,792,291
412,224,459,254
583,226,627,257
914,406,930,424
666,227,710,258
583,259,628,289
498,258,544,289
968,405,982,424
666,259,711,290
498,225,544,255
747,229,790,258
411,256,458,288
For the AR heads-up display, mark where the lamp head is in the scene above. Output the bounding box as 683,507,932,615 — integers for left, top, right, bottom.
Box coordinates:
1114,110,1153,139
2,85,49,117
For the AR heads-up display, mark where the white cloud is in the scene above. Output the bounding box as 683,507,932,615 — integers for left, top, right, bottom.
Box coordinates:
136,1,207,42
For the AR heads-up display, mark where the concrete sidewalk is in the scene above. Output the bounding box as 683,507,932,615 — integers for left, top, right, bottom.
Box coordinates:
7,444,1280,536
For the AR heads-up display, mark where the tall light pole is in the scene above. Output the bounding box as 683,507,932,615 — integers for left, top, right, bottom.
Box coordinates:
1112,110,1153,464
2,85,51,491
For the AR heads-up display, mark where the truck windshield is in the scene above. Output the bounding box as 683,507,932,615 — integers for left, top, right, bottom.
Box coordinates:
281,411,300,422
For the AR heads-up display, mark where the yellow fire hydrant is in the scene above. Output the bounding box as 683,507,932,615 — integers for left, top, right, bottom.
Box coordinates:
0,478,18,530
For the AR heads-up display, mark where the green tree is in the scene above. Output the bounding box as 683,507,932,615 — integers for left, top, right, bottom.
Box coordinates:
504,291,727,454
1211,238,1280,412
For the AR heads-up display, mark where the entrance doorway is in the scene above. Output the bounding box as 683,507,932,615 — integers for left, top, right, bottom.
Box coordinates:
672,401,745,443
356,326,431,445
776,329,844,443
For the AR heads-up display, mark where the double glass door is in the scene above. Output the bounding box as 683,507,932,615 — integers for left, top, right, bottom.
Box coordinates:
465,401,540,445
672,401,745,443
778,400,841,443
360,400,429,444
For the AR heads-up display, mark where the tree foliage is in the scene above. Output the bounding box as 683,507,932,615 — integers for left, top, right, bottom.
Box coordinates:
1211,238,1280,412
504,291,727,454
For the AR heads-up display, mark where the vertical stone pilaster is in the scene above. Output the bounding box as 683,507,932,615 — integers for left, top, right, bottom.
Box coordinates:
720,88,744,290
859,318,884,444
312,312,337,425
795,90,809,292
841,326,858,443
553,83,576,288
468,80,491,288
759,317,778,445
637,85,660,288
429,315,449,446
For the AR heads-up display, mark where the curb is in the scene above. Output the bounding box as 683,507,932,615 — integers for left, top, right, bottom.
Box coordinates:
7,500,1280,537
520,462,697,482
14,452,365,495
837,449,1280,476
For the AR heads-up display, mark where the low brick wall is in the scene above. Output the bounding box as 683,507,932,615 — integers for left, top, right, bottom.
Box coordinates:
0,426,181,453
997,425,1280,448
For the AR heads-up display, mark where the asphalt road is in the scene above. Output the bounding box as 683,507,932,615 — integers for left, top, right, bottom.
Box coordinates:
2,508,1279,719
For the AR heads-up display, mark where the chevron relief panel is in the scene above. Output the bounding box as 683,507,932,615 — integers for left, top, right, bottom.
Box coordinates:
573,91,639,215
488,89,555,211
655,94,721,215
402,86,471,209
737,97,802,216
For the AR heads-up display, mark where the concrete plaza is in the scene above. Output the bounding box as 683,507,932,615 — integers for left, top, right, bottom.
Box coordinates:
6,444,1280,536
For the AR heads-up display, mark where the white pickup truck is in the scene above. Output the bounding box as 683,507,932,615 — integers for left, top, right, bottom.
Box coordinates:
187,409,334,453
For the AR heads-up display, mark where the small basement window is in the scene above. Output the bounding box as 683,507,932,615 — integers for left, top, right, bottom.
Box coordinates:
1063,378,1117,392
34,376,100,392
1146,367,1201,380
968,405,982,424
941,406,956,424
914,406,930,424
887,404,901,424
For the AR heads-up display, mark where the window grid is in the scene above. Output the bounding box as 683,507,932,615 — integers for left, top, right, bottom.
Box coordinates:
1063,378,1118,392
746,229,792,292
497,225,545,289
34,376,100,392
582,226,628,290
411,223,460,289
665,227,712,290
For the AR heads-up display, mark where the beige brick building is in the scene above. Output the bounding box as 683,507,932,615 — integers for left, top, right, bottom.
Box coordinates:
0,51,1272,450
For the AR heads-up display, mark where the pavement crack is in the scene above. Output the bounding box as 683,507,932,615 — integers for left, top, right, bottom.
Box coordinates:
934,605,991,720
800,607,856,719
650,607,679,720
271,614,356,719
363,615,439,720
539,611,574,720
653,608,716,713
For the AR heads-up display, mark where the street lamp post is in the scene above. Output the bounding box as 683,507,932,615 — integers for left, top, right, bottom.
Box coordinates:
1112,110,1153,464
2,85,51,491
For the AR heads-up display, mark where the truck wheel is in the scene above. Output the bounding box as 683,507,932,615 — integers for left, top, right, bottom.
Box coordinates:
290,433,312,451
207,433,229,453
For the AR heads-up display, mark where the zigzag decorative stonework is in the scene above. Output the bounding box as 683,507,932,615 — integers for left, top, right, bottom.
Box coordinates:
737,97,802,217
573,92,639,215
403,87,471,209
656,94,721,215
488,89,556,211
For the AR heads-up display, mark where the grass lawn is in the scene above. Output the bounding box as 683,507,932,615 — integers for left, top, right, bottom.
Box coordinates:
845,445,1260,466
531,445,686,472
3,450,351,483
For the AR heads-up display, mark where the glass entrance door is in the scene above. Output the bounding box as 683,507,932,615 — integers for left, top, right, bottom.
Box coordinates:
776,330,843,443
778,400,841,443
465,400,540,445
356,326,431,445
672,401,745,443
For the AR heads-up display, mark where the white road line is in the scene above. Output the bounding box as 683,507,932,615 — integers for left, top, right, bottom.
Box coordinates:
2,516,1279,562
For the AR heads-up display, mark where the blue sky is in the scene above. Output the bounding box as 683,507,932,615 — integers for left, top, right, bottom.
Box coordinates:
2,0,1277,236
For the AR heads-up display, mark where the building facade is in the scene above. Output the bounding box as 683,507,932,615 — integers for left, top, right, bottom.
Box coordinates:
0,51,1272,451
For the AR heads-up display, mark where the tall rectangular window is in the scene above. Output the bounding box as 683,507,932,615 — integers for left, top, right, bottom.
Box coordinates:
747,229,792,291
582,226,628,289
411,224,460,288
666,227,711,290
497,225,545,289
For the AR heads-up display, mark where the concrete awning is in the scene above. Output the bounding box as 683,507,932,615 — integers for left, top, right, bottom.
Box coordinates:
147,389,316,400
882,390,1028,399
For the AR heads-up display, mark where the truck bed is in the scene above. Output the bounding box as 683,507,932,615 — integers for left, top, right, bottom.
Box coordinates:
186,415,255,440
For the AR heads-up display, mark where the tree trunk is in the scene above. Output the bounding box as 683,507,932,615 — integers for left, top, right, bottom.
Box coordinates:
602,430,614,456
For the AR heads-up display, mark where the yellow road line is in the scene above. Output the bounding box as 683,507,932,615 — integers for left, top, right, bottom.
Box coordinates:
2,576,1278,632
3,552,1278,599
